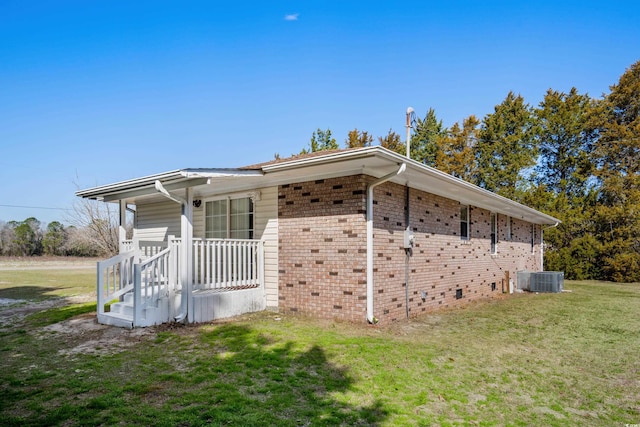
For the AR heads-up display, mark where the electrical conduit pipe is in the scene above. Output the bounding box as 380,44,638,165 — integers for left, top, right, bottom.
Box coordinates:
366,163,407,323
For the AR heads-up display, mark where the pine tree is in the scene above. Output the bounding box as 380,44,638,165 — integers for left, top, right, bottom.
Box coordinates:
410,108,446,165
345,129,374,148
435,115,480,182
378,129,405,155
300,128,338,154
592,60,640,282
475,92,537,200
534,88,596,198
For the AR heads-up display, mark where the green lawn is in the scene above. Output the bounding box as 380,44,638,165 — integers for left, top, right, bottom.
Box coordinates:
0,267,96,300
0,269,638,426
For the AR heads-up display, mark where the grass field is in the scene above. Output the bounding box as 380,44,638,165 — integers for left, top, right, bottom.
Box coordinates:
0,260,638,426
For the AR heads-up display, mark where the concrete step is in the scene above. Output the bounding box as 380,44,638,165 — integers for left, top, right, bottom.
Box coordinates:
103,291,176,327
110,301,134,317
98,311,133,329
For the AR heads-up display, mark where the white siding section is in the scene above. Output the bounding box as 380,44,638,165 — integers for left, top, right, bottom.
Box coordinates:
254,187,276,239
192,201,206,239
255,187,278,309
134,200,181,241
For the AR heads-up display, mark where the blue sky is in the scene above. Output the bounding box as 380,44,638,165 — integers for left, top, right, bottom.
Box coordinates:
1,1,639,225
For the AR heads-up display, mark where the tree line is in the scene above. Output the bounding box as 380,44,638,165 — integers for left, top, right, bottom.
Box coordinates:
299,60,640,283
0,218,96,257
0,200,125,258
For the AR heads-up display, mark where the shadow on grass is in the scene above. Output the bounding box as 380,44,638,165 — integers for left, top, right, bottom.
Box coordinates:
71,323,389,426
150,323,387,426
0,285,67,301
0,286,98,328
24,302,97,327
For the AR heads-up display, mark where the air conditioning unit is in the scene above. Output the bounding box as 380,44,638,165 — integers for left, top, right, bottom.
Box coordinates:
516,271,564,293
516,271,532,291
529,272,564,293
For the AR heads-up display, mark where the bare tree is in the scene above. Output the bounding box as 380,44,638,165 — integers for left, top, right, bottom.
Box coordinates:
66,197,120,257
63,225,101,257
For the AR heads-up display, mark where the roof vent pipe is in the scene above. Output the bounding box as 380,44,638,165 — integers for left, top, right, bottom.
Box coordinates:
366,163,407,323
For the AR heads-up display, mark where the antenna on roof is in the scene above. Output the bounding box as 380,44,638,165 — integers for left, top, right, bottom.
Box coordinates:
406,107,415,159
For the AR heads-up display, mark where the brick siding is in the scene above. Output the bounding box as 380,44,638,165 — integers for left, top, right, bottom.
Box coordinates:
278,176,369,321
278,175,542,323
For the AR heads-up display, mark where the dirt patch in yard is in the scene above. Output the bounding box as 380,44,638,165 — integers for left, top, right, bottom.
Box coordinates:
0,294,95,327
40,313,156,357
0,290,157,357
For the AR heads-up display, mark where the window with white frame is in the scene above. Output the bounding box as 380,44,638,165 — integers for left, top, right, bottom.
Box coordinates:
506,216,512,240
460,205,470,240
490,212,497,254
205,197,254,239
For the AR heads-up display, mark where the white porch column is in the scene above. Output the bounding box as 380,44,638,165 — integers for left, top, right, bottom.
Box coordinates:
118,200,127,253
182,187,194,323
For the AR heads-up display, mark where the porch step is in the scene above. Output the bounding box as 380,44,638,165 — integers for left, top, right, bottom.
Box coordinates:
106,291,177,327
98,311,134,329
110,300,135,317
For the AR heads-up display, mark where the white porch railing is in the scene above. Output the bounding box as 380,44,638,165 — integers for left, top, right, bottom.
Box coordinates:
121,239,134,253
192,238,263,291
120,239,167,260
97,250,136,318
97,237,263,326
133,247,173,326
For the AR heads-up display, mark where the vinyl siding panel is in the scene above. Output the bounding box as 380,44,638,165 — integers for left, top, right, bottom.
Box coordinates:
135,200,181,241
256,187,278,309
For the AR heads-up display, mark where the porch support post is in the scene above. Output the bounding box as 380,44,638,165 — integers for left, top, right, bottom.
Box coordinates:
181,187,194,323
119,200,127,253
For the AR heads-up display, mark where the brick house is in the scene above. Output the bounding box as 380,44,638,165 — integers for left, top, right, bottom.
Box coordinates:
77,146,559,327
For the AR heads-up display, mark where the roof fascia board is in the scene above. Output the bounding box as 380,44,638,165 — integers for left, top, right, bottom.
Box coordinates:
101,177,210,202
76,169,263,199
75,170,184,198
180,169,264,178
261,147,382,173
368,148,561,225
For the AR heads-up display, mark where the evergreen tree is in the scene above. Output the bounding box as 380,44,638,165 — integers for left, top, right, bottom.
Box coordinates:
475,92,537,200
534,88,596,198
13,217,43,256
592,60,640,282
301,128,338,154
42,221,67,256
435,115,480,182
410,108,446,165
345,129,374,148
378,129,405,155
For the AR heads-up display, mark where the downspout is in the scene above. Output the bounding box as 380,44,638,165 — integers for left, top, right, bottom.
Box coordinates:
541,222,559,271
154,181,190,322
366,163,407,324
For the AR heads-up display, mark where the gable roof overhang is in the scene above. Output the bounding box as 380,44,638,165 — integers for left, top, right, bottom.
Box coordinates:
76,146,560,225
256,146,560,225
75,169,264,203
